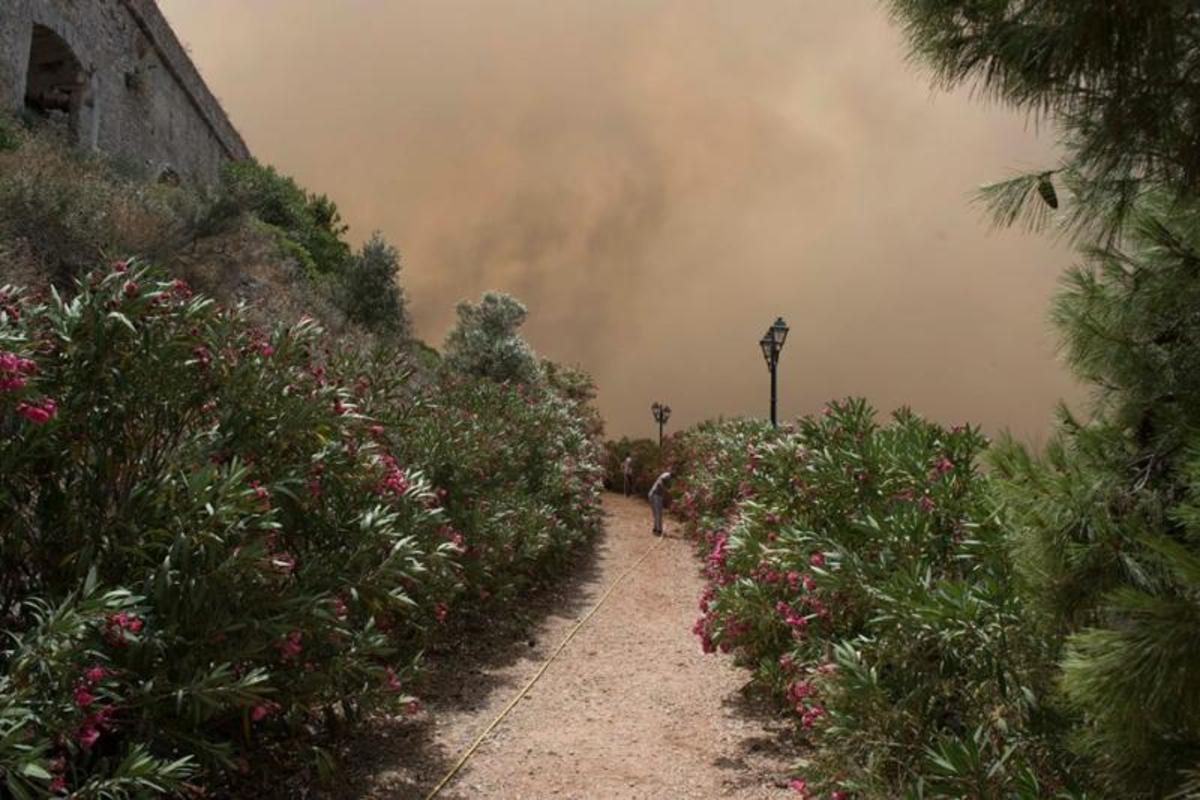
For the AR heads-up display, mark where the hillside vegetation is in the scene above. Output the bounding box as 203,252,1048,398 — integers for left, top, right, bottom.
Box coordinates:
0,116,603,797
0,117,403,350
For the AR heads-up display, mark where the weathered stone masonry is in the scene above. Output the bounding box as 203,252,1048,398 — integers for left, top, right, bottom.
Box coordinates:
1,0,249,183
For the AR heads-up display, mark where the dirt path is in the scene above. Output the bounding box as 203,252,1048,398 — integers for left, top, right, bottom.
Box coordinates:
334,494,797,799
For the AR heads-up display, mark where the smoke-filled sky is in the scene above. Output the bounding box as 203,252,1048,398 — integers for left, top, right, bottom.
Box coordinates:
160,0,1083,442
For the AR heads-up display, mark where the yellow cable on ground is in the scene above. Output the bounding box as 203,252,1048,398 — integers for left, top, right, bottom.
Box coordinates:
422,533,668,800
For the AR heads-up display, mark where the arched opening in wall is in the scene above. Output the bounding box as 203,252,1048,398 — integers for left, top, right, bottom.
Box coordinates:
23,25,87,141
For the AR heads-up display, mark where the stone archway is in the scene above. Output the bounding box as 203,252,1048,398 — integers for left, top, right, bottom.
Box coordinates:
23,24,88,141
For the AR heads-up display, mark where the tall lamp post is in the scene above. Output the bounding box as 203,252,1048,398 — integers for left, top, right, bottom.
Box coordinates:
651,401,672,448
759,317,789,427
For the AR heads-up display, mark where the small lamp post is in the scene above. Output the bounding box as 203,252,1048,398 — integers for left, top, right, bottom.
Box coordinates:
651,401,672,448
759,316,789,427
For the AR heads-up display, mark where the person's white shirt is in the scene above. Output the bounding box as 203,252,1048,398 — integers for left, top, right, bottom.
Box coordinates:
648,471,672,497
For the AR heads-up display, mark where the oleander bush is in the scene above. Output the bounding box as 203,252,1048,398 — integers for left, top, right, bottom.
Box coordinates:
671,402,1080,799
0,261,601,797
385,372,604,610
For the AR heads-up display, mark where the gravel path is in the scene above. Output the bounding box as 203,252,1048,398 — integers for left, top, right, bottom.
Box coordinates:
333,494,798,799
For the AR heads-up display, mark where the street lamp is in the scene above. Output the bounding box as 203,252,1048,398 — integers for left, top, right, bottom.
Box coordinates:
651,401,672,447
759,316,789,427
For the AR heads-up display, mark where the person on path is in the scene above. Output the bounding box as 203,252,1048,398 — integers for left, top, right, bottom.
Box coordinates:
648,470,672,535
622,456,634,497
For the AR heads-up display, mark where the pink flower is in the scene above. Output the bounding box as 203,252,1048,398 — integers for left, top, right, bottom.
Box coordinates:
919,495,936,513
332,597,349,620
932,456,955,476
801,704,825,730
385,667,403,693
192,345,212,369
278,631,303,661
76,726,100,750
123,280,139,298
49,776,67,794
405,699,422,716
84,666,108,684
379,457,411,497
831,793,848,800
251,702,280,722
434,603,449,624
90,705,116,729
789,778,809,797
15,398,57,425
73,685,95,708
104,611,144,645
0,351,37,393
788,681,813,702
249,481,270,510
807,597,830,619
809,552,825,568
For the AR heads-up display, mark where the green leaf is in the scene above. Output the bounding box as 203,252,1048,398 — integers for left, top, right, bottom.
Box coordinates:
106,310,137,334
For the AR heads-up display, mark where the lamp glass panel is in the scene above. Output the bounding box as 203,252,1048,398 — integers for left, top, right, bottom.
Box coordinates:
772,318,789,348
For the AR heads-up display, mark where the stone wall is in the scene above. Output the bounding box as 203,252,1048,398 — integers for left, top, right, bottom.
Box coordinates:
0,0,249,183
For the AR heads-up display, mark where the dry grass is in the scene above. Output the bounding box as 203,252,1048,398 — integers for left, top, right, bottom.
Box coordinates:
0,122,202,282
0,117,368,342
